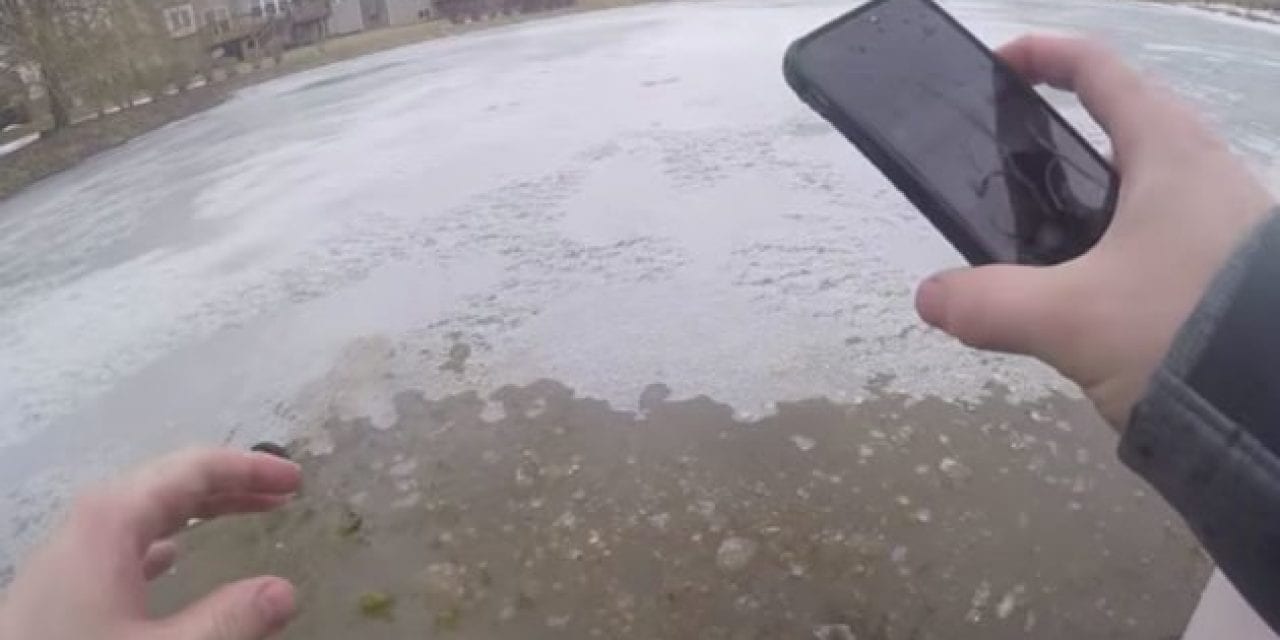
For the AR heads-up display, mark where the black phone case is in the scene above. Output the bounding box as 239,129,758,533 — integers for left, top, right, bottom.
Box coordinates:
782,0,1118,266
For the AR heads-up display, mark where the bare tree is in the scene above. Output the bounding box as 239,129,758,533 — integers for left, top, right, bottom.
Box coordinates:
0,0,80,128
0,0,202,131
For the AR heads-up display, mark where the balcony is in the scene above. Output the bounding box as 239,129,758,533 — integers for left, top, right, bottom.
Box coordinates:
198,1,334,57
288,0,332,23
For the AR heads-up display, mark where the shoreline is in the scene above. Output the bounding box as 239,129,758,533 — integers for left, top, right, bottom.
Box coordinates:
3,0,1277,206
1187,1,1280,25
1152,0,1280,27
0,0,649,205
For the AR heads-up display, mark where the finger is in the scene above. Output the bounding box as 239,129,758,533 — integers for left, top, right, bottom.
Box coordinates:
121,449,301,548
916,264,1072,358
143,538,179,580
193,494,293,520
159,576,296,640
995,34,1156,169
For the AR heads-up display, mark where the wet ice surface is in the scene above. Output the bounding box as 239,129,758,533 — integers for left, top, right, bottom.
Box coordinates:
1,0,1278,627
152,381,1204,639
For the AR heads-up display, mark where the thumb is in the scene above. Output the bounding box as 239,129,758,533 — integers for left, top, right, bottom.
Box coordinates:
916,264,1068,358
163,576,296,640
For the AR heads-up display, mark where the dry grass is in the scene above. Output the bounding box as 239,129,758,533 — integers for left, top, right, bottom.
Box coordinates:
1150,0,1280,14
276,0,651,71
0,89,235,202
0,0,654,203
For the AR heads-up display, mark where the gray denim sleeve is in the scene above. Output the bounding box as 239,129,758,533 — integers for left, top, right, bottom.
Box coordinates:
1120,209,1280,632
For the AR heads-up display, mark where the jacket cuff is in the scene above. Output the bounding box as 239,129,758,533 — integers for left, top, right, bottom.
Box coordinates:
1120,209,1280,632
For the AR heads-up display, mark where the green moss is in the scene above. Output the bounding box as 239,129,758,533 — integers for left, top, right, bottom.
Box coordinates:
358,592,395,620
434,606,462,630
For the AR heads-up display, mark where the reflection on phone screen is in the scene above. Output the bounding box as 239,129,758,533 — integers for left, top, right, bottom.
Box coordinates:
992,70,1111,263
791,0,1114,264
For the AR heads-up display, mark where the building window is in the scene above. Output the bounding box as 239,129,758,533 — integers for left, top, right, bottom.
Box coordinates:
163,4,197,37
204,7,231,33
255,0,288,16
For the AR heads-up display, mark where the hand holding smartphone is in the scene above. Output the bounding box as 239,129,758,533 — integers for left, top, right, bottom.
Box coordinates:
787,18,1275,431
784,0,1118,265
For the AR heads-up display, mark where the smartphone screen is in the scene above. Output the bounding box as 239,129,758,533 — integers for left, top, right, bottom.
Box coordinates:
786,0,1116,265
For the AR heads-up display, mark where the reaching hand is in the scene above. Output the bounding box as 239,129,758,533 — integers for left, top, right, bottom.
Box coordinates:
0,448,302,640
916,34,1276,427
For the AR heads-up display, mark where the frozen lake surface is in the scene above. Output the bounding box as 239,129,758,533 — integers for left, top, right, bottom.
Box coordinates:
2,0,1278,633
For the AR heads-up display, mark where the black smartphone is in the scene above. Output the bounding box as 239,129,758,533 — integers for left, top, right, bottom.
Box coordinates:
783,0,1118,265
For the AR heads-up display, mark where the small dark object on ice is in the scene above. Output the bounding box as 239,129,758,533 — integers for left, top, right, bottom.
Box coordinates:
440,342,472,373
251,442,290,459
358,592,396,620
338,506,363,537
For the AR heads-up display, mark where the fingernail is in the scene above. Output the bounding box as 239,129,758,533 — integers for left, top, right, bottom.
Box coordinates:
916,277,948,330
249,450,300,469
255,579,296,629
